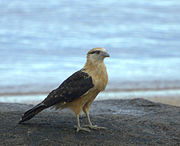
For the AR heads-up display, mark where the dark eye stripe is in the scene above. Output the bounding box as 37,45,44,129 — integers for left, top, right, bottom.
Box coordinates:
89,50,101,54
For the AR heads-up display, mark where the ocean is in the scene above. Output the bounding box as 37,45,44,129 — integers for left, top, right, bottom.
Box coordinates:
0,0,180,105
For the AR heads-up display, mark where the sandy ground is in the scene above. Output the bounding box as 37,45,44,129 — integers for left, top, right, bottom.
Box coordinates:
0,98,180,145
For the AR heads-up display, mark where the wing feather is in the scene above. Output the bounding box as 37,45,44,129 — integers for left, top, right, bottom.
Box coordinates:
42,70,94,107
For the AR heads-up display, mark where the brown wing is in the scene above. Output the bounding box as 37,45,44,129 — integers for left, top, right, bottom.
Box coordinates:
42,70,94,107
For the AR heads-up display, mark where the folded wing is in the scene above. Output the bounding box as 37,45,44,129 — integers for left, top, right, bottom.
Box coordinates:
42,70,94,107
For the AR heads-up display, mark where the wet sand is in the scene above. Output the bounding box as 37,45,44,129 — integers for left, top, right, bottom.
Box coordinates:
1,80,180,107
1,88,180,106
0,78,180,109
0,99,180,145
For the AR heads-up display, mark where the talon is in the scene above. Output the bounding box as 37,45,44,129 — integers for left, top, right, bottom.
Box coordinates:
83,124,107,130
74,126,91,132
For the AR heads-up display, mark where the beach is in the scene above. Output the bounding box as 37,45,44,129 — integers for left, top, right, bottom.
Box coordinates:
0,0,180,105
1,79,180,106
0,99,180,145
0,0,180,145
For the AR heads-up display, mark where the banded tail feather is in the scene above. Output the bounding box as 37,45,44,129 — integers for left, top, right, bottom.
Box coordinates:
18,103,47,124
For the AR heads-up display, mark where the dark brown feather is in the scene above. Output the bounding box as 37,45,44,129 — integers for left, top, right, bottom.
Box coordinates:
19,103,47,124
42,70,94,107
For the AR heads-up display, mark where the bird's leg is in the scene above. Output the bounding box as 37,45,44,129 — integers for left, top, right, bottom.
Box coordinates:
82,98,107,130
84,112,107,130
75,115,91,132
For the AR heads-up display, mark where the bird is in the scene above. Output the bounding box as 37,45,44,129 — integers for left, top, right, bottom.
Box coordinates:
18,47,110,132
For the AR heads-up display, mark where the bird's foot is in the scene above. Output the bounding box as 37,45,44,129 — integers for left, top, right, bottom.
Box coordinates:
83,124,107,130
74,126,91,132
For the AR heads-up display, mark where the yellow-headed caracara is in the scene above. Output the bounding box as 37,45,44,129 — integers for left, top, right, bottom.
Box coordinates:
19,47,110,132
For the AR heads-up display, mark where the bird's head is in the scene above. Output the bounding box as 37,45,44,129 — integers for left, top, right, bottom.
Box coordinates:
87,47,110,62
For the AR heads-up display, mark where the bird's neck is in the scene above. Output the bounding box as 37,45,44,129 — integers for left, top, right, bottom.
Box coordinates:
83,58,108,91
83,59,105,72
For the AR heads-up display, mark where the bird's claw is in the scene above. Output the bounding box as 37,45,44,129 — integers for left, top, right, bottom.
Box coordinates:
83,124,107,130
74,126,91,132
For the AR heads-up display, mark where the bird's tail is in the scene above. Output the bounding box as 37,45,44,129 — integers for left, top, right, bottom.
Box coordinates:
18,103,47,124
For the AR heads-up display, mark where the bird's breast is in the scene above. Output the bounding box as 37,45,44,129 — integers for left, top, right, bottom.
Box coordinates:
91,65,108,91
93,73,108,91
83,61,108,91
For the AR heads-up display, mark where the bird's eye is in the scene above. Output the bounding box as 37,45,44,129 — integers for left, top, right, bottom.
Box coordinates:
96,51,100,54
89,50,101,54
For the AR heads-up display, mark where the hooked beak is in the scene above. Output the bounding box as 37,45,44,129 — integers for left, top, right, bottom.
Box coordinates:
101,52,110,57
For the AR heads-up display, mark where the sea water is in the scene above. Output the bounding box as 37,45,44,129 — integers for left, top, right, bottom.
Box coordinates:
0,0,180,104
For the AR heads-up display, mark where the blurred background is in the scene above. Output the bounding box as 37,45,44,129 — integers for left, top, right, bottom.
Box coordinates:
0,0,180,105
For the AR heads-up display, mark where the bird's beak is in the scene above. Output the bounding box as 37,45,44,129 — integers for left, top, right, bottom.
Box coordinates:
102,52,110,57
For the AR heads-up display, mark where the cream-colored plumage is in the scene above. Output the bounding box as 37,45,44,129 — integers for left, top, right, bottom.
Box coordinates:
19,47,109,132
62,47,109,132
